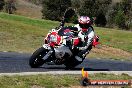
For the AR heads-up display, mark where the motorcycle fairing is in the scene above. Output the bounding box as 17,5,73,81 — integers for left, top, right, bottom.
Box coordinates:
54,45,72,59
92,35,100,47
58,26,78,37
45,29,63,47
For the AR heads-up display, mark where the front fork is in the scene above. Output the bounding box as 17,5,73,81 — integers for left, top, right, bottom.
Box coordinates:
42,44,53,61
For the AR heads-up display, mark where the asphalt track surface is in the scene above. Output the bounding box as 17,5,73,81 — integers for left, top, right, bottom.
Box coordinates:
0,52,132,73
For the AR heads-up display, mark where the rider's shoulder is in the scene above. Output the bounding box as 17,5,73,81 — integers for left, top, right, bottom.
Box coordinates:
88,26,94,31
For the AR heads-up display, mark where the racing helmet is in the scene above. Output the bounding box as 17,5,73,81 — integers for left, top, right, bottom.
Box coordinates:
78,16,91,32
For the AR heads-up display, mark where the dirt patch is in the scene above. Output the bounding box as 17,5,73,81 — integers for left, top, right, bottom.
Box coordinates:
15,0,42,19
88,45,132,61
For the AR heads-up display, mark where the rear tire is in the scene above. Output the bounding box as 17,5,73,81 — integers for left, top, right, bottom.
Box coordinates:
64,56,81,69
29,47,48,68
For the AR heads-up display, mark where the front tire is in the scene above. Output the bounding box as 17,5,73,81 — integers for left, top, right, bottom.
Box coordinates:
29,47,48,68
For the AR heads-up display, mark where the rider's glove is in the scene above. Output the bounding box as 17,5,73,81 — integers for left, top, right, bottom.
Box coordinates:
78,42,91,50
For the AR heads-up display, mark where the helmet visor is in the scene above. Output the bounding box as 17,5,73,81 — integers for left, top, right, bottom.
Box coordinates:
79,23,89,29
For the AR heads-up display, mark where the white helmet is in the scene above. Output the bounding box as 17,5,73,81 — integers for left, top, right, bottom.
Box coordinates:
78,16,91,32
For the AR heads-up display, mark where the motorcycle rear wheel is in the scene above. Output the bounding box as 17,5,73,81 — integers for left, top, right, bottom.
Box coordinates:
29,47,48,68
64,57,81,69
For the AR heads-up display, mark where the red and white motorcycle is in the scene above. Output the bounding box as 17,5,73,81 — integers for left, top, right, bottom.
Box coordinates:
29,9,100,69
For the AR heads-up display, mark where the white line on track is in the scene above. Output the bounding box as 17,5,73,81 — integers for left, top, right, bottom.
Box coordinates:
0,71,132,76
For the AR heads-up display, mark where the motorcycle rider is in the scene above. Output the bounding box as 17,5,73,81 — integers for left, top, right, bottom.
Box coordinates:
74,16,95,62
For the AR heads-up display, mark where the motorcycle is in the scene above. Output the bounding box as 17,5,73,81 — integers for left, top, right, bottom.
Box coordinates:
29,8,100,69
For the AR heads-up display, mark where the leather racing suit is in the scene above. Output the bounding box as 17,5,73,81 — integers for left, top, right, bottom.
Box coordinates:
74,24,95,62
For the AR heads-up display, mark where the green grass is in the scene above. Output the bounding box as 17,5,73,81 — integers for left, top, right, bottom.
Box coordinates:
0,75,79,88
0,13,58,29
0,12,131,57
0,18,43,52
0,74,131,88
95,27,132,52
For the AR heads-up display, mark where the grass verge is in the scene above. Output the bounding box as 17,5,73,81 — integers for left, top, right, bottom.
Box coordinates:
95,27,132,52
0,73,131,88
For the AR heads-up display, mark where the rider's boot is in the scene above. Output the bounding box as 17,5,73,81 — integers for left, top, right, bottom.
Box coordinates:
75,50,90,62
75,56,83,62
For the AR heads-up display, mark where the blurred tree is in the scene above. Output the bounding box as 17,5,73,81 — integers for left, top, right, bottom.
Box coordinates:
41,0,71,21
71,0,82,10
5,0,16,14
0,0,5,10
27,0,42,5
114,9,126,28
106,0,131,30
78,0,112,27
121,0,132,30
95,13,107,27
78,0,112,17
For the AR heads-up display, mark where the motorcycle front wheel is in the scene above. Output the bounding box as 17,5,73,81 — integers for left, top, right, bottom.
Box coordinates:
29,47,48,68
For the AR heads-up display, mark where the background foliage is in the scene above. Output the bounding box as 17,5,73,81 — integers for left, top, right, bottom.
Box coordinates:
1,0,131,30
41,0,71,21
0,0,5,10
41,0,131,30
